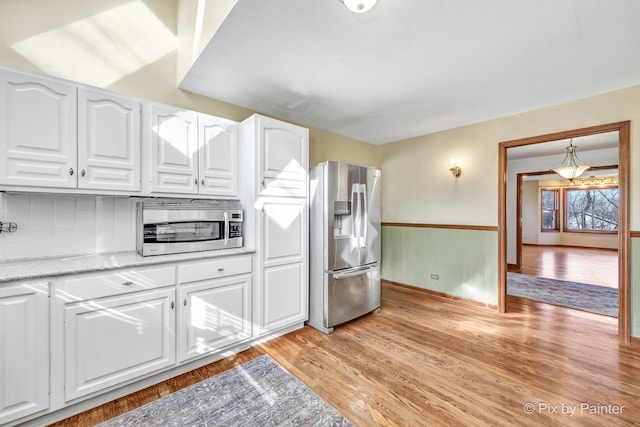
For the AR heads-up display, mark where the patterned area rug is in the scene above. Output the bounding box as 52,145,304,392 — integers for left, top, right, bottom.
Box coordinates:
507,273,618,317
98,355,352,427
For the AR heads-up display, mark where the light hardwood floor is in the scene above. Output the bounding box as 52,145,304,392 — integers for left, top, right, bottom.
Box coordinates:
512,244,618,288
50,282,640,427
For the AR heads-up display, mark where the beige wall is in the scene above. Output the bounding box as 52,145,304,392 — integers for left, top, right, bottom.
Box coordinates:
379,85,640,335
379,85,640,229
0,0,374,165
309,128,379,169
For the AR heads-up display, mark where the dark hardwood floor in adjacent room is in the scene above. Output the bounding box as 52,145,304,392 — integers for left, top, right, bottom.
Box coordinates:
510,244,618,288
51,282,640,427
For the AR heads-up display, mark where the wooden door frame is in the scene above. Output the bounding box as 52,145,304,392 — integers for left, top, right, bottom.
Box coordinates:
498,121,631,344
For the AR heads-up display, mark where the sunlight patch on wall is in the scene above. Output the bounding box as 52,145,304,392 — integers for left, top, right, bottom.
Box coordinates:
11,0,176,87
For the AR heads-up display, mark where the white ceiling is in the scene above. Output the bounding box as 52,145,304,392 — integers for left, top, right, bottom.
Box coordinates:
507,131,618,160
179,0,640,145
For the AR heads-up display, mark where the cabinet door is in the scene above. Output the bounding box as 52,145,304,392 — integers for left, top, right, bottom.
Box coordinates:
149,104,198,194
64,288,175,401
0,69,77,188
261,199,307,267
262,262,307,331
78,87,141,191
0,282,49,425
178,275,251,363
257,115,308,197
198,113,238,197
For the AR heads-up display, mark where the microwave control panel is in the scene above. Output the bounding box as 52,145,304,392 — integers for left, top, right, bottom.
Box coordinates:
229,222,243,238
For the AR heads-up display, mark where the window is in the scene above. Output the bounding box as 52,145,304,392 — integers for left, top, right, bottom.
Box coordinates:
541,189,560,231
565,187,619,232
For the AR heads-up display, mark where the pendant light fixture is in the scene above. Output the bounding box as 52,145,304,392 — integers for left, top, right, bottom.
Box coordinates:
552,139,590,183
341,0,378,13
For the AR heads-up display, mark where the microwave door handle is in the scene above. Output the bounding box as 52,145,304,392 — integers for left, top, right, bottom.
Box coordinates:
223,212,229,245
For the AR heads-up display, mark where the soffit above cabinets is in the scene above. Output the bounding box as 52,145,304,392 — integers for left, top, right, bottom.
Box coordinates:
179,0,640,145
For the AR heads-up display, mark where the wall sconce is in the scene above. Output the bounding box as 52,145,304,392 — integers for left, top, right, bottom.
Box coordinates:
449,158,462,178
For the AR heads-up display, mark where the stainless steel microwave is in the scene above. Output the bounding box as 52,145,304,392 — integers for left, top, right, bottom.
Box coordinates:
136,202,243,256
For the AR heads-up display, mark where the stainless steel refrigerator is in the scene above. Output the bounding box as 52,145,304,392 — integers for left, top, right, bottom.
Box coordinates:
307,161,381,334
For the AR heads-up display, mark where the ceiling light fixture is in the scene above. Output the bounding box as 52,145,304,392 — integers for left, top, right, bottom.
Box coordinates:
341,0,378,13
552,139,590,183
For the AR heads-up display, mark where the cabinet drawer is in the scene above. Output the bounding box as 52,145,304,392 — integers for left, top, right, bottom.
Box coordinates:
179,256,252,284
61,265,176,301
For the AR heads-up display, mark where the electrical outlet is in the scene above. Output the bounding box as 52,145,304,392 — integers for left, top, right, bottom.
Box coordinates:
430,274,439,280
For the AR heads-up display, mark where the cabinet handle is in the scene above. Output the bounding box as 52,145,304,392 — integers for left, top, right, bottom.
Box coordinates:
194,178,198,185
122,281,133,286
201,179,205,186
81,168,86,177
261,178,265,187
183,299,187,306
217,268,224,272
171,301,175,309
69,168,74,176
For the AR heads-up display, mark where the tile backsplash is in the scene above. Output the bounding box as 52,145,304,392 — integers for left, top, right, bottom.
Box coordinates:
0,193,137,261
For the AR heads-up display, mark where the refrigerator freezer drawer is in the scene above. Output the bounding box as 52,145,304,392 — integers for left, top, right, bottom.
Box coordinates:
327,265,380,328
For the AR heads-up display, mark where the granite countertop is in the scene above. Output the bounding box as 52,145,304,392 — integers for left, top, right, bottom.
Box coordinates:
0,248,256,283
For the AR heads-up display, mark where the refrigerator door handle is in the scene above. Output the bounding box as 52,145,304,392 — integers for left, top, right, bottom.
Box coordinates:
361,183,368,248
333,264,377,279
351,183,360,241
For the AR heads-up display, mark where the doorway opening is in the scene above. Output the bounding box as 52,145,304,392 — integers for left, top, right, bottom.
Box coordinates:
510,164,619,317
498,121,630,343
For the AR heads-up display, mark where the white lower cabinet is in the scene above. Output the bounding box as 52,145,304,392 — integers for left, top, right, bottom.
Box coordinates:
177,256,252,363
253,198,308,335
178,276,251,362
0,282,49,426
58,265,176,402
6,249,314,425
63,288,176,401
262,262,306,331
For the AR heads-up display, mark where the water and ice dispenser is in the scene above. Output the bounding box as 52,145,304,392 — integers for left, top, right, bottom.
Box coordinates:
333,200,352,237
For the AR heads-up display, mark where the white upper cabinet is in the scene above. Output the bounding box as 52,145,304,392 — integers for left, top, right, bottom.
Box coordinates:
0,67,242,198
149,103,199,194
198,113,238,197
0,67,142,193
0,68,77,188
78,87,141,191
257,115,308,198
148,103,238,198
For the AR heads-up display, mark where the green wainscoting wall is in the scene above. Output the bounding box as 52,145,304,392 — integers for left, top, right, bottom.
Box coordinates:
381,225,498,305
631,238,640,337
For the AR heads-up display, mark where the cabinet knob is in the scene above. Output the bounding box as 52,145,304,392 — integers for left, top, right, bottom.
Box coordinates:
69,168,74,176
261,178,265,187
194,178,198,185
81,168,86,177
122,281,133,286
171,301,175,309
183,299,187,306
217,268,224,272
201,179,205,186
